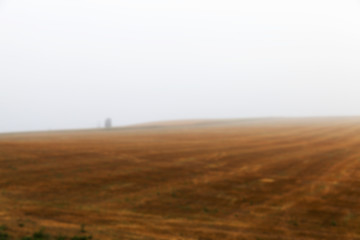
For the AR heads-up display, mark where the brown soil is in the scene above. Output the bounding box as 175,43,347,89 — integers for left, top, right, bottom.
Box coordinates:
1,117,360,239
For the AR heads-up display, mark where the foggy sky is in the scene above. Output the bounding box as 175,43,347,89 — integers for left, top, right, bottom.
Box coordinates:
1,0,360,133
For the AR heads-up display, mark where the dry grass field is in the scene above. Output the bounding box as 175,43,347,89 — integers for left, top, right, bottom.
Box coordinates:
2,117,360,240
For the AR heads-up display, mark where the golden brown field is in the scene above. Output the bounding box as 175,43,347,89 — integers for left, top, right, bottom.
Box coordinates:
2,117,360,240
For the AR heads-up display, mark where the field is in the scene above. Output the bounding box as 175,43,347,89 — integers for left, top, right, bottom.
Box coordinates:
2,117,360,240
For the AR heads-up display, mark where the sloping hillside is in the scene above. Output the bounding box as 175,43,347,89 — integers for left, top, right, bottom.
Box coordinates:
1,117,360,239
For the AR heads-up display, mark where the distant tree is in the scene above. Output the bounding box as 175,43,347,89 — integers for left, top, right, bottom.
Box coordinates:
105,118,112,129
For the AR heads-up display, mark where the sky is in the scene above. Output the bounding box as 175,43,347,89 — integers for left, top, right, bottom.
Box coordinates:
1,0,360,133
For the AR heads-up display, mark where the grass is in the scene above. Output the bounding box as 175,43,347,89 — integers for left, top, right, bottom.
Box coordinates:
0,226,7,232
79,225,85,234
0,227,92,240
0,232,9,240
1,117,360,239
288,220,299,227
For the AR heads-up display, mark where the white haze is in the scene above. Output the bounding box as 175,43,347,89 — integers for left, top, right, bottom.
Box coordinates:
1,0,360,133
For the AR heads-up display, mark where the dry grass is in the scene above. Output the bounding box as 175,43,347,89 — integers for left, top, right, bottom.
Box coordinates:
1,117,360,239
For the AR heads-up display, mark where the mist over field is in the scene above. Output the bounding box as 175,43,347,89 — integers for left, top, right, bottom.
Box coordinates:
1,0,360,133
4,2,360,239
